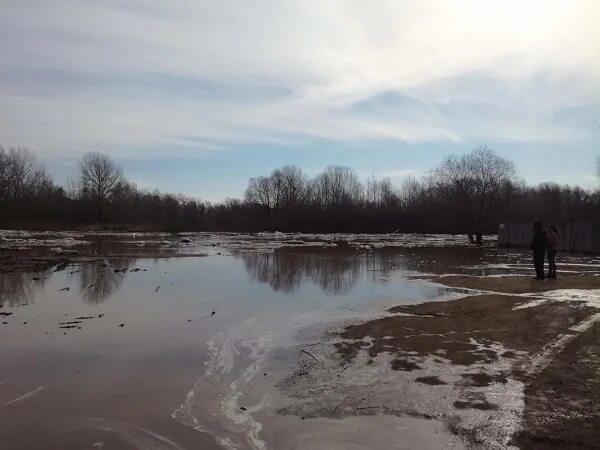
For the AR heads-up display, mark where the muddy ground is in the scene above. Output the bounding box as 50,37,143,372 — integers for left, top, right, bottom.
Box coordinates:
278,276,600,449
416,274,600,293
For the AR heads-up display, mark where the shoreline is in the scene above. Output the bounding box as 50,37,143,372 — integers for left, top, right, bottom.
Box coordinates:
171,273,600,449
273,275,600,448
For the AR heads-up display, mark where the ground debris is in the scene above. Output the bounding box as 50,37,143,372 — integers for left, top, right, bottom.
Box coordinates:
300,349,318,361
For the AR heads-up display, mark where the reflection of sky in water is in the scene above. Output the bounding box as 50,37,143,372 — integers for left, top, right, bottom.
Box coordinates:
0,254,446,367
1,246,597,356
1,247,599,312
1,245,599,448
1,253,441,316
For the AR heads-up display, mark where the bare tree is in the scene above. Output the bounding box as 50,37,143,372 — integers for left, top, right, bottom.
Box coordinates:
78,152,124,221
310,166,363,208
0,146,49,203
377,177,397,206
271,165,307,208
366,175,397,206
399,176,421,208
365,174,376,205
245,166,308,214
4,145,598,234
245,176,276,214
433,146,516,244
0,148,7,203
65,177,81,200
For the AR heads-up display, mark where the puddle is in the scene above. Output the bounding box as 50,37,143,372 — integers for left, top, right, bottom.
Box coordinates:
1,233,599,449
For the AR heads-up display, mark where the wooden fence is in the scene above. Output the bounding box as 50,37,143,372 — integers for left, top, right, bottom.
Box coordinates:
498,220,600,254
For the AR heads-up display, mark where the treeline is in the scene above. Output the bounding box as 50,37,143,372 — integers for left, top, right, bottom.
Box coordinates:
0,145,598,237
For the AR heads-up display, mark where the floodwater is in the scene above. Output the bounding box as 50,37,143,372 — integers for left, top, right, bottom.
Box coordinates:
1,233,599,449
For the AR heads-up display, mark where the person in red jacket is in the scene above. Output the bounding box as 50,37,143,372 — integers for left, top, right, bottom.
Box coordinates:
546,225,558,279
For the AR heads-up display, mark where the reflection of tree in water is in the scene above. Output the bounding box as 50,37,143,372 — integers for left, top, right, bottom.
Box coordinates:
76,258,135,303
0,272,38,307
236,248,395,294
386,247,500,276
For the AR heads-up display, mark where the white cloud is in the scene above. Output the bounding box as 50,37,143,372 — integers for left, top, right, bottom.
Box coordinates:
0,0,599,156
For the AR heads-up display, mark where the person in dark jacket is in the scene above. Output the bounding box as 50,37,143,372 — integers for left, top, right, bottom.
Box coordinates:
530,221,547,279
546,225,558,278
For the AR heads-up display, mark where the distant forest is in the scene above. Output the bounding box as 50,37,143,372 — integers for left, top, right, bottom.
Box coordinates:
1,145,599,241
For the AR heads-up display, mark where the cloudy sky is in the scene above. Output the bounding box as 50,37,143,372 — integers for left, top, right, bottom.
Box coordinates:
1,0,599,200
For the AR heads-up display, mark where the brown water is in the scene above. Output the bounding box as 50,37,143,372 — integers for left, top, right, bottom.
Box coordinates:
1,234,598,449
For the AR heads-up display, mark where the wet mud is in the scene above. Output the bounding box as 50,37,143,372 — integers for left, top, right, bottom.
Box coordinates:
277,276,600,448
417,274,600,293
512,321,600,449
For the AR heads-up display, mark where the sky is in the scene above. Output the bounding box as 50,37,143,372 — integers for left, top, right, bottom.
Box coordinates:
1,0,599,201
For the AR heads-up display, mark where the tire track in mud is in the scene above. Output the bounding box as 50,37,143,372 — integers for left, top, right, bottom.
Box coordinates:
528,312,600,376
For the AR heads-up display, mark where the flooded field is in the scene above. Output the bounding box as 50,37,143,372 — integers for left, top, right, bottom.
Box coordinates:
1,232,599,449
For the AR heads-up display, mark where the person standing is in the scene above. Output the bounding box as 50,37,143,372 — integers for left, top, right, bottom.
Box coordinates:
530,221,547,280
546,225,559,279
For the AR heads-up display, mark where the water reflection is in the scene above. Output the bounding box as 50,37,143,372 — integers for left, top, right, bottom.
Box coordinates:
234,246,540,295
75,259,135,304
0,258,138,308
0,272,38,307
236,248,397,294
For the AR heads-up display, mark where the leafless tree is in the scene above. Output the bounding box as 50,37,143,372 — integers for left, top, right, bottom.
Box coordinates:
366,175,397,206
310,166,363,208
433,146,516,244
0,148,7,203
65,177,82,200
271,165,307,208
399,176,422,208
245,176,276,214
0,146,49,203
377,177,397,206
246,166,308,215
78,152,124,221
3,145,598,234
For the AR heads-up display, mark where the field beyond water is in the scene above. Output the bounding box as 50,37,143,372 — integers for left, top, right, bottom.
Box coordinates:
1,231,599,449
